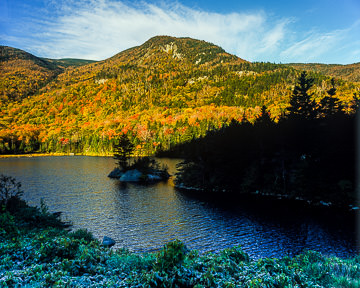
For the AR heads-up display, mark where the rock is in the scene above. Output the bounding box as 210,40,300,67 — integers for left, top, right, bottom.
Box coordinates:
102,236,116,248
108,168,123,178
119,169,142,182
320,201,332,206
147,174,162,181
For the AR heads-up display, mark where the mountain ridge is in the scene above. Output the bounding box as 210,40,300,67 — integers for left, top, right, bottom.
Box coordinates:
0,36,359,156
0,45,96,102
287,62,360,83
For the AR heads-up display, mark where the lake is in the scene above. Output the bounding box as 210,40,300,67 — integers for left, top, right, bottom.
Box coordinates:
0,156,358,259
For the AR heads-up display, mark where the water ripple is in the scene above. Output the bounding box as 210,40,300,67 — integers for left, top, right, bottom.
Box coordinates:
0,156,358,259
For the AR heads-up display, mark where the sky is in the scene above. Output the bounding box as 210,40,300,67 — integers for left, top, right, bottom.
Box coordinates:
0,0,359,64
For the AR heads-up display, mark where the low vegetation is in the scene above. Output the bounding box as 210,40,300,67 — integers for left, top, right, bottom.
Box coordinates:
1,175,359,287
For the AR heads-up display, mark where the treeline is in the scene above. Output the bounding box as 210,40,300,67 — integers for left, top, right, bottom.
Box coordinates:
174,72,360,207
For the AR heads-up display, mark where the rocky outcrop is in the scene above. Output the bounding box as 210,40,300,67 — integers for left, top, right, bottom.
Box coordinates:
102,236,115,248
107,168,123,178
108,168,170,183
119,169,142,182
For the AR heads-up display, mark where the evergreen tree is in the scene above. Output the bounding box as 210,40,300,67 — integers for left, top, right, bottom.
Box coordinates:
256,105,273,126
287,71,317,119
350,92,360,113
113,134,135,170
319,78,342,116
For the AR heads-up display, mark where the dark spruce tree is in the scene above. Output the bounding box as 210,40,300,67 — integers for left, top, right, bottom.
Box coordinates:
113,134,135,171
287,71,317,119
319,78,342,116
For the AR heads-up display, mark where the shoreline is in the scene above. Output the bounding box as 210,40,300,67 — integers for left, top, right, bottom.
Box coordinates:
0,152,112,158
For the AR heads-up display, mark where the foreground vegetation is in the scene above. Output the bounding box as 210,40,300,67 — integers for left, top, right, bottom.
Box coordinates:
1,175,360,287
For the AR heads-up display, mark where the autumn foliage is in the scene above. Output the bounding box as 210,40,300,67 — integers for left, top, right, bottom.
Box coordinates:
0,36,359,155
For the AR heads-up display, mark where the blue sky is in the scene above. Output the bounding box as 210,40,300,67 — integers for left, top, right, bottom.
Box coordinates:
1,0,359,64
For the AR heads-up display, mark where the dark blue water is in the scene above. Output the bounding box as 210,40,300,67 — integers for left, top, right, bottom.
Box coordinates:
0,156,358,259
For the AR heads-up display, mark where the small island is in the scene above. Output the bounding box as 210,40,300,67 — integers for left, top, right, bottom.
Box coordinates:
108,134,170,183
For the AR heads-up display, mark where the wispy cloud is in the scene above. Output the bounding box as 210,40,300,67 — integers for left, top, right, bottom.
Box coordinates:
2,0,359,63
280,21,360,64
3,0,288,61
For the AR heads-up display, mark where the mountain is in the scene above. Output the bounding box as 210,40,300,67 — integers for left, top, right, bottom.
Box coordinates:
42,58,97,69
0,36,359,156
287,62,360,83
0,46,61,102
0,46,96,102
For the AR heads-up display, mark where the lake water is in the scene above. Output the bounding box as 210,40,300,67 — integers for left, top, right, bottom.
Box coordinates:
0,156,358,259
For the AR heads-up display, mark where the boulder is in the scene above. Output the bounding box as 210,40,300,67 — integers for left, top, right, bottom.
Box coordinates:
108,167,123,178
102,236,116,248
119,169,142,182
147,174,162,181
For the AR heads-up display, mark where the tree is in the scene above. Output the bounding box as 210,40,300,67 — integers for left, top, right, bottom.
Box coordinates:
255,105,273,127
113,134,135,170
287,71,316,119
350,92,360,113
0,174,23,207
319,78,342,116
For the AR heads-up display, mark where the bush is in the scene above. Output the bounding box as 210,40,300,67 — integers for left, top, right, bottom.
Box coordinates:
69,229,96,243
0,174,23,207
0,211,18,238
154,240,188,272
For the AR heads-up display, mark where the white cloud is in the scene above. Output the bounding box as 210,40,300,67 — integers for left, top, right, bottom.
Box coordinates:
280,21,360,64
18,0,288,61
3,0,358,64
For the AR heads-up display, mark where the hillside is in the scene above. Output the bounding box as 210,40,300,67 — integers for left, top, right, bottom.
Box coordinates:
0,46,96,102
287,62,360,83
0,46,62,102
42,58,97,69
0,36,359,155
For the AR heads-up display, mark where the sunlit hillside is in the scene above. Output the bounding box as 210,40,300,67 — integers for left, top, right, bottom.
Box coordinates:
0,36,359,155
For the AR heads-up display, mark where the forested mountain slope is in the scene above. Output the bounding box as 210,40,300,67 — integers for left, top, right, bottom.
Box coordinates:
0,46,95,102
0,36,359,155
287,62,360,83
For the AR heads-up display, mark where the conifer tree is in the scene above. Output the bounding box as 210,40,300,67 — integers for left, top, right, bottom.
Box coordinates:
113,134,135,170
350,92,360,113
287,71,316,119
319,78,342,116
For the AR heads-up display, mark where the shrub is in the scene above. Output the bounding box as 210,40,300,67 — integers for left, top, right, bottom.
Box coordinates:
154,240,188,272
0,174,23,207
69,228,96,243
0,211,18,238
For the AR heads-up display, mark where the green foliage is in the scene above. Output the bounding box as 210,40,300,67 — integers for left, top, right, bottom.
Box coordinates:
287,71,317,119
113,134,135,170
69,228,96,243
0,211,18,239
0,174,23,206
154,240,188,271
1,204,359,287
